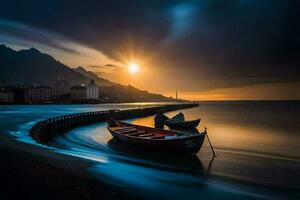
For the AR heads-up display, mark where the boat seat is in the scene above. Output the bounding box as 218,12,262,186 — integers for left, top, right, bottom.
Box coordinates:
139,133,155,137
116,128,138,134
128,130,146,136
116,127,137,132
118,127,136,131
111,126,132,131
118,126,132,129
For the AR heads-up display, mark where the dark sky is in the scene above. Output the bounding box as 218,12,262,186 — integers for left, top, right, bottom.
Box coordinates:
1,0,300,99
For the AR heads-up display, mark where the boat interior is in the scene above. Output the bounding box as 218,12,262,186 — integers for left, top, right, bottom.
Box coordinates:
109,125,189,140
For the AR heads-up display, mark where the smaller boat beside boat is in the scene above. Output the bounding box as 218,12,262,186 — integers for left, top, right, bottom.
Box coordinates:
107,119,206,154
166,118,201,129
154,112,169,128
157,112,201,129
164,112,185,125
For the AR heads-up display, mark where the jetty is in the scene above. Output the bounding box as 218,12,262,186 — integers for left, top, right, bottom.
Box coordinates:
29,103,198,143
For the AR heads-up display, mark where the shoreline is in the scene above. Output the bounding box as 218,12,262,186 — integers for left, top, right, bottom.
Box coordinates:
2,133,299,200
0,134,141,200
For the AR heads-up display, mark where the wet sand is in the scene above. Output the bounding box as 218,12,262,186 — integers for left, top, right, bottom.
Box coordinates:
0,135,139,200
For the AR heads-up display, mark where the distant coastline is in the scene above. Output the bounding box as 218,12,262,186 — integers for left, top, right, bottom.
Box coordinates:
0,100,186,105
197,100,300,103
2,99,299,106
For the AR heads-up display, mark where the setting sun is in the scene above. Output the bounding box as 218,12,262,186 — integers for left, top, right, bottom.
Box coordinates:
128,63,139,74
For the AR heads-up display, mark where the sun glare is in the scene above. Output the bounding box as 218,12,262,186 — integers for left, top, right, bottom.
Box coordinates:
128,63,139,74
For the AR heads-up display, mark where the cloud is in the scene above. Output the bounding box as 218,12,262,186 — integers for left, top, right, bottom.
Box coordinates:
162,2,199,45
0,18,123,68
104,64,119,69
87,64,123,74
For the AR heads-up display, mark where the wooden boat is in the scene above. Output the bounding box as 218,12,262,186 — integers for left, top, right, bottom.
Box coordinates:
166,118,201,129
154,112,169,128
164,112,201,129
107,119,205,154
165,112,185,125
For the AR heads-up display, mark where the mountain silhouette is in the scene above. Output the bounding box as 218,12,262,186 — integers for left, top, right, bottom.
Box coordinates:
0,45,89,86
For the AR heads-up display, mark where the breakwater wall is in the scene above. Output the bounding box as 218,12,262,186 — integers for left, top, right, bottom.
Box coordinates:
29,103,198,143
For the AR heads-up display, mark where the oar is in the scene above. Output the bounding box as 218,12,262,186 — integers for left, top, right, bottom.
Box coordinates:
204,127,216,157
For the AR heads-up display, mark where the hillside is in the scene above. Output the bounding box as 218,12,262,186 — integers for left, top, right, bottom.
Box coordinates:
73,66,113,87
73,66,176,102
0,45,91,86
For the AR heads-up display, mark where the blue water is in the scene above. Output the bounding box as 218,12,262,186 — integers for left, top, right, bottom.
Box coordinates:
0,102,299,199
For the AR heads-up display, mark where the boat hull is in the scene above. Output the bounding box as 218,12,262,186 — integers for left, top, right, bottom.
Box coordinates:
108,121,205,154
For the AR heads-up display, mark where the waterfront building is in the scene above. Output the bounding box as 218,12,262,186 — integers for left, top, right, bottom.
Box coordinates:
0,89,14,103
1,85,25,103
70,85,87,101
13,87,25,103
24,86,52,103
51,78,70,99
87,79,99,100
